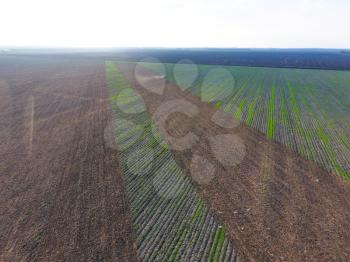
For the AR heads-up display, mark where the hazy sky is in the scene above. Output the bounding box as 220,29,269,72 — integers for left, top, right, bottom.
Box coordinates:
1,0,349,48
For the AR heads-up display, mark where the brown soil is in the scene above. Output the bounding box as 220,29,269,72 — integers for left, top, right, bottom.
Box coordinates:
0,56,138,261
118,62,350,262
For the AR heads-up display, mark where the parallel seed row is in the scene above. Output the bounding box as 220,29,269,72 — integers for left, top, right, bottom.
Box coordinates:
106,61,237,261
142,62,350,180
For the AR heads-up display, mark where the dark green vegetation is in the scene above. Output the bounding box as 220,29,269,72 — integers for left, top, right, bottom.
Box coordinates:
105,61,237,261
142,63,350,179
108,48,350,70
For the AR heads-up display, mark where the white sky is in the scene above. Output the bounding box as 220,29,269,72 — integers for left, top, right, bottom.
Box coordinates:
0,0,349,48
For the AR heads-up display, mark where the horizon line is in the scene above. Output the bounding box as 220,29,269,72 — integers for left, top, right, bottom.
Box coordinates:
1,46,349,50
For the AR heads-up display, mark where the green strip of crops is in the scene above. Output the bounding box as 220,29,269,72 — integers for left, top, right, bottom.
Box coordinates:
141,62,350,180
105,61,238,261
267,83,276,139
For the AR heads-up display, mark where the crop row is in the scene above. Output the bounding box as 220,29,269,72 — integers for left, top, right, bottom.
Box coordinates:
105,61,237,261
141,62,350,180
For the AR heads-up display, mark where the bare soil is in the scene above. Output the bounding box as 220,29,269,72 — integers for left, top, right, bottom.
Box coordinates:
118,62,350,262
0,56,137,261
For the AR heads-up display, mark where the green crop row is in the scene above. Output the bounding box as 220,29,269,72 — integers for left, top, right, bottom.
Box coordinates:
105,61,238,261
141,62,350,180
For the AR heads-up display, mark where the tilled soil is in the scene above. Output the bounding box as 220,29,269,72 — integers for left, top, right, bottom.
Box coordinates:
118,62,350,262
0,56,137,261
